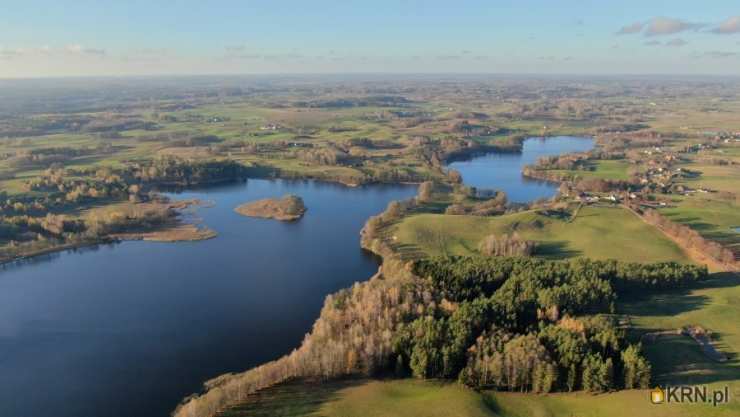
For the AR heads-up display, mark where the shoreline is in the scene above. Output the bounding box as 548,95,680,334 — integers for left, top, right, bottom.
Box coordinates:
0,239,108,267
0,223,218,267
0,199,217,267
0,135,585,268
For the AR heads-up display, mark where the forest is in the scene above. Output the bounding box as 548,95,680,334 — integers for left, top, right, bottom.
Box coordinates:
173,256,708,417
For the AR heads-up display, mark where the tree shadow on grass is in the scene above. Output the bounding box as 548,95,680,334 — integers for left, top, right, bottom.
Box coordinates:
704,229,740,242
661,214,718,233
621,273,740,387
677,220,716,232
641,333,740,387
619,291,711,318
535,241,582,260
620,273,740,318
219,378,367,417
700,272,740,290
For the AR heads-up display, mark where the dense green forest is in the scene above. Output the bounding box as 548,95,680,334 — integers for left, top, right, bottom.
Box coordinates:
404,257,707,392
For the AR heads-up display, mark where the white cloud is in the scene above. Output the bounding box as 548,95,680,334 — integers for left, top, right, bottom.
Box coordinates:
65,44,106,56
621,16,740,37
711,16,740,34
617,22,645,35
645,17,705,36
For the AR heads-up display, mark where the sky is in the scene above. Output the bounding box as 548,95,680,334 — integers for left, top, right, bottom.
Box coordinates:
0,0,739,78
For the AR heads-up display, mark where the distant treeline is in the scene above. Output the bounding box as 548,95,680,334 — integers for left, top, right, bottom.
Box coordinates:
0,157,248,262
129,157,249,187
172,256,707,417
9,157,247,214
4,145,117,169
522,165,632,193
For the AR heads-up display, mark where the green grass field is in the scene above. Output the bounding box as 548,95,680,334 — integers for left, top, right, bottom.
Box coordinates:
392,205,689,263
548,159,634,181
681,163,740,194
487,388,737,417
655,141,740,255
222,376,738,417
621,273,740,384
320,380,495,417
219,379,497,417
660,196,740,254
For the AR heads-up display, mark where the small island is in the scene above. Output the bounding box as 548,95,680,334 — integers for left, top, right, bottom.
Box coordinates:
235,194,307,221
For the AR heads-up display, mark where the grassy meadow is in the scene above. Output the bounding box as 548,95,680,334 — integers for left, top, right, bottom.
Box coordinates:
660,196,740,255
655,141,740,255
391,205,688,263
548,159,634,181
218,379,496,417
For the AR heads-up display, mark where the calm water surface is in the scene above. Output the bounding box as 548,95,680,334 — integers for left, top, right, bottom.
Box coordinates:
0,180,416,417
448,136,594,202
0,136,592,417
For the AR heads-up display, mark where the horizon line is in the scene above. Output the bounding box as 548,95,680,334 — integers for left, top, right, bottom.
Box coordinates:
2,71,740,82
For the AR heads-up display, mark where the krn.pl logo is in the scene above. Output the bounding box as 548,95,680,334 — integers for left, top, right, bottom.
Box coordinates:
651,386,665,404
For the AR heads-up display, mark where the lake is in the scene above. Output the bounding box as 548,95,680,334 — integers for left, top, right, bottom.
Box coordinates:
0,136,592,417
448,136,594,202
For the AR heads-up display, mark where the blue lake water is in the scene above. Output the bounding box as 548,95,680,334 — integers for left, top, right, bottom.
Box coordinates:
448,136,594,202
0,136,592,417
0,180,416,417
